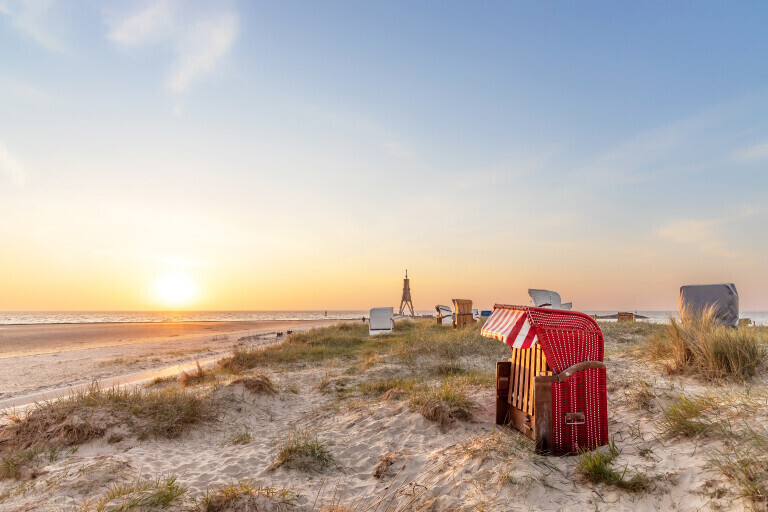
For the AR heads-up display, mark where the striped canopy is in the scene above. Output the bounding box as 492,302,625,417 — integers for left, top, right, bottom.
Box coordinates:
481,305,539,349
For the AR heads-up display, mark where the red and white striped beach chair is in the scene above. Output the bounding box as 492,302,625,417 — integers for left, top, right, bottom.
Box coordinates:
481,304,608,454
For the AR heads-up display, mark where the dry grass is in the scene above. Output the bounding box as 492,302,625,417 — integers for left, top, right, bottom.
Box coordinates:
659,393,720,438
0,384,216,479
231,429,252,445
148,375,178,387
180,361,213,387
0,447,44,480
456,431,531,462
711,424,768,504
219,323,375,370
79,475,186,512
408,381,476,428
647,307,767,380
270,429,334,473
230,374,277,395
358,375,476,428
199,480,299,512
358,377,418,396
219,320,507,374
625,378,656,411
599,321,664,344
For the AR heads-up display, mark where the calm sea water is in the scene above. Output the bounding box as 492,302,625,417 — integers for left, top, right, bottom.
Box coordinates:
0,310,435,325
1,310,767,325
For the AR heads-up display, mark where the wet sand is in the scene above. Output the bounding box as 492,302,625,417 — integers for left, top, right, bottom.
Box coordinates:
0,320,348,404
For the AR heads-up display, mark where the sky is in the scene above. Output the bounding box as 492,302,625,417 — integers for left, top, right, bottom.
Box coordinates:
1,1,767,312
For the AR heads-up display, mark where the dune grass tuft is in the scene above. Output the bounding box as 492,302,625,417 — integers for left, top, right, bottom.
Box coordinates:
231,429,252,445
0,447,42,480
200,479,299,512
0,383,217,479
86,475,186,511
625,378,656,411
358,377,418,396
180,361,213,387
647,307,767,380
577,442,650,492
270,429,334,473
230,374,277,395
408,380,476,428
659,393,720,438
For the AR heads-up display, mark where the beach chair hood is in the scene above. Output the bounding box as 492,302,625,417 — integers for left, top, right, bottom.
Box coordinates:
679,283,739,327
481,304,603,373
369,307,394,335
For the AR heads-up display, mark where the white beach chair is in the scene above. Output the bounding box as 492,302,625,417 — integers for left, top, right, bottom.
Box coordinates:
435,305,453,325
528,289,572,310
369,307,394,335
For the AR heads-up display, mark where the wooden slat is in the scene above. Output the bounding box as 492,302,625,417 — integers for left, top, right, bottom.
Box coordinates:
509,348,518,408
528,347,537,414
513,348,523,409
522,348,531,413
534,375,557,452
514,348,524,409
534,345,540,376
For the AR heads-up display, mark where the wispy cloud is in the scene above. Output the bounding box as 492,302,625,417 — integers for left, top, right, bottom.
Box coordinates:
0,0,70,52
0,141,27,185
656,207,757,259
732,140,768,163
106,1,239,92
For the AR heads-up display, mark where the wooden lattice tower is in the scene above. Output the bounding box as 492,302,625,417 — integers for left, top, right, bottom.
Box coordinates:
399,270,414,316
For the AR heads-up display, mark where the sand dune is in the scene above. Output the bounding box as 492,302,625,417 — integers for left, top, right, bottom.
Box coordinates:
0,319,764,511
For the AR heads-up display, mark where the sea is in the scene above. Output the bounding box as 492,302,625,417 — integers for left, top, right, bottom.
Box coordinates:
1,310,767,325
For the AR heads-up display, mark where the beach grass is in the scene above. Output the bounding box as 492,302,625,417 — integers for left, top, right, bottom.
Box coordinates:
216,319,503,431
218,319,508,373
81,475,187,512
230,373,278,395
711,424,768,504
577,442,650,492
199,480,299,512
358,374,476,427
408,380,476,428
0,383,216,479
625,378,656,411
598,320,664,344
180,361,215,387
270,429,334,473
659,393,720,438
647,307,767,380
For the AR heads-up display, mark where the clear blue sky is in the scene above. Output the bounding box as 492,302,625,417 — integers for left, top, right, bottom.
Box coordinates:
1,1,767,311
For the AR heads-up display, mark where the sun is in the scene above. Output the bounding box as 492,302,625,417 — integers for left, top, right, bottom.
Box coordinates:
155,270,197,307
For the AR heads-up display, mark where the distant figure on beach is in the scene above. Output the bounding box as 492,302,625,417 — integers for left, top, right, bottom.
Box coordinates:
325,310,327,316
362,316,365,323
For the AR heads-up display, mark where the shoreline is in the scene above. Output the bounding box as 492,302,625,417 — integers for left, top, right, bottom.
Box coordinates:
0,319,353,403
0,319,362,327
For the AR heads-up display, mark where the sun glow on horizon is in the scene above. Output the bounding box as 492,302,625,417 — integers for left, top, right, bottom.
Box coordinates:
154,270,197,307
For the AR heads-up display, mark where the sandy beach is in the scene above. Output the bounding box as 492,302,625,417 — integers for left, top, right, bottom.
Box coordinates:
0,320,348,406
1,318,766,511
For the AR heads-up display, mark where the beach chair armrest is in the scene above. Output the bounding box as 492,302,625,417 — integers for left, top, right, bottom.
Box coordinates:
556,361,606,382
